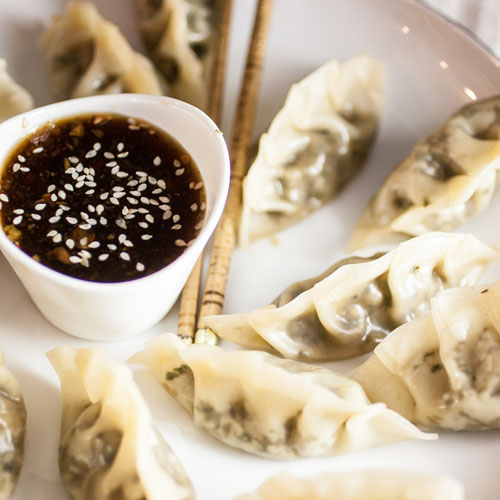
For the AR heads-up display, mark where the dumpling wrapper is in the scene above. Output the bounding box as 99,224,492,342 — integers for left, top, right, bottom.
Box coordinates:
353,281,500,430
0,350,26,500
129,333,435,460
234,470,465,500
43,1,163,101
47,347,193,500
349,95,500,251
239,54,384,246
135,0,217,110
0,59,34,122
204,232,498,361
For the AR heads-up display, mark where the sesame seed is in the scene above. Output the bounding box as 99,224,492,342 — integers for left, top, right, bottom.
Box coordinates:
173,159,181,167
64,183,74,192
127,180,138,187
31,213,41,221
18,155,26,163
80,250,92,259
191,203,198,211
117,151,129,158
149,199,159,206
175,239,187,247
171,224,181,230
96,204,104,215
141,234,153,240
110,197,120,205
130,191,141,197
127,197,139,205
13,208,24,215
159,204,171,211
87,204,95,213
66,239,75,249
55,208,64,217
69,255,81,264
114,192,126,199
138,208,149,214
145,214,155,223
100,217,108,225
124,213,135,220
80,223,92,230
112,186,124,192
138,222,149,228
162,211,172,220
68,156,79,164
66,167,75,174
104,152,115,159
85,181,97,188
200,202,206,210
120,251,130,261
20,167,30,173
100,193,109,200
72,171,79,180
47,185,56,193
80,258,90,268
98,254,109,261
80,212,89,220
128,125,140,130
175,168,185,176
122,206,129,216
111,166,120,175
88,218,97,226
136,262,145,272
107,244,117,251
93,142,101,151
85,150,97,159
13,163,20,172
153,156,161,166
77,175,86,182
49,216,60,224
195,221,204,230
61,205,70,211
148,176,157,185
52,233,62,243
80,237,88,246
47,230,57,237
140,197,150,205
117,142,124,152
157,180,167,190
124,240,134,248
118,234,127,244
75,181,85,189
106,161,117,167
116,218,127,229
159,196,170,203
136,171,147,177
194,182,204,190
152,188,162,195
88,241,100,249
33,147,44,154
13,215,23,225
76,163,84,173
85,189,95,195
173,214,180,222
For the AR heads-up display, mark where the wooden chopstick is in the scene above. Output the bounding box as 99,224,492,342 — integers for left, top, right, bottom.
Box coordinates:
177,0,233,341
194,0,275,344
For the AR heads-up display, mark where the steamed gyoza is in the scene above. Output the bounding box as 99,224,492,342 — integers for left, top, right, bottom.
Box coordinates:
130,333,434,460
44,1,163,100
204,232,498,361
353,281,500,430
48,347,193,500
239,55,384,246
234,470,465,500
135,0,217,109
0,350,26,500
349,95,500,251
0,59,33,122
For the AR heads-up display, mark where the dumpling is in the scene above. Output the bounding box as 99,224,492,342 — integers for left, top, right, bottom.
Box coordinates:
129,333,434,460
353,281,500,430
135,0,217,109
204,232,498,361
0,350,26,500
349,95,500,251
47,347,193,500
0,59,34,122
43,1,164,101
234,470,465,500
239,55,384,246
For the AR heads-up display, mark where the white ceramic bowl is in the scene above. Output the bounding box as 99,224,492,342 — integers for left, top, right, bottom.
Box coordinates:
0,94,230,340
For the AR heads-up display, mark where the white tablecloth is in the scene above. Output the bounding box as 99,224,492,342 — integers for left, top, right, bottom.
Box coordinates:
424,0,500,56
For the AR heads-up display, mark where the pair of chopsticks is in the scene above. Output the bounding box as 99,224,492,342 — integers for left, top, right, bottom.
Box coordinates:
177,0,274,344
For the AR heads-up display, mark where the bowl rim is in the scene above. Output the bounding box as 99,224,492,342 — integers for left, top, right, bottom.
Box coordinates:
0,93,230,291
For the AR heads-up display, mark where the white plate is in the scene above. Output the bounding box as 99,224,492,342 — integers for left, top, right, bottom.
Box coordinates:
1,0,500,499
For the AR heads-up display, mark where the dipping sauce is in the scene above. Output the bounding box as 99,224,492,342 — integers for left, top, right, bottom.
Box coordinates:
0,113,206,282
